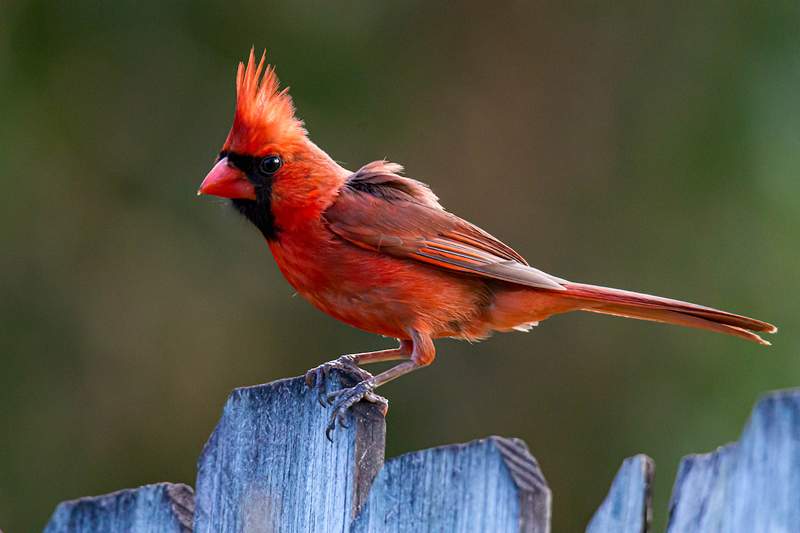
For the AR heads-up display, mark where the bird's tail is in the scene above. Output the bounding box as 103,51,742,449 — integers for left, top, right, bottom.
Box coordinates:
560,282,777,345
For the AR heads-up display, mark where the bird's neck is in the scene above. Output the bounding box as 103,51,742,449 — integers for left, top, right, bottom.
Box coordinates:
270,141,348,236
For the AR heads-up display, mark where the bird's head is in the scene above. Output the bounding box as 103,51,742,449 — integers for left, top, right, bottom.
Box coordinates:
198,50,343,240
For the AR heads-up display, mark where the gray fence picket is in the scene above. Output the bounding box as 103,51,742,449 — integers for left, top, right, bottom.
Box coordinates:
40,378,800,532
586,454,653,533
667,389,800,532
44,483,193,533
193,371,386,533
350,436,550,533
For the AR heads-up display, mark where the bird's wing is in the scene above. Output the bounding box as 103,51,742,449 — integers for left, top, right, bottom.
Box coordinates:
323,161,566,291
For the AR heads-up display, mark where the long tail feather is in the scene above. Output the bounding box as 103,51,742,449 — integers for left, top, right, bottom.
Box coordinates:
561,282,777,345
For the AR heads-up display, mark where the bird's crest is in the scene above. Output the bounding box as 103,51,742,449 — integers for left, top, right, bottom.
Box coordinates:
224,49,306,155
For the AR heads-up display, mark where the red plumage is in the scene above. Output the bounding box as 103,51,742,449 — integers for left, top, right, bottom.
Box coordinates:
198,50,776,435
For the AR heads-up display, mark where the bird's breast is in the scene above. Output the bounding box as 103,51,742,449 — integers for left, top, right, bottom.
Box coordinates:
266,223,493,339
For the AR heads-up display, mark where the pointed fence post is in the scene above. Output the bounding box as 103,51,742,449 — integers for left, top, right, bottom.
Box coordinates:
666,389,800,533
43,483,193,533
586,454,653,533
351,436,551,533
193,370,386,532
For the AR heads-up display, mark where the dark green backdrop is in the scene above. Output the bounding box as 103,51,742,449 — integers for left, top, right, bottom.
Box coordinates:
1,1,798,531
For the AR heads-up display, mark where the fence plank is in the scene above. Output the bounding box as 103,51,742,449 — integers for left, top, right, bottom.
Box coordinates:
44,482,193,533
193,370,386,533
42,377,800,532
667,389,800,532
350,436,551,533
586,454,653,533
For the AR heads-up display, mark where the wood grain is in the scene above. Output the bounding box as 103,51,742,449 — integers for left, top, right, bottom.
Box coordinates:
586,454,653,533
351,436,550,533
667,389,800,532
193,370,386,532
44,483,193,533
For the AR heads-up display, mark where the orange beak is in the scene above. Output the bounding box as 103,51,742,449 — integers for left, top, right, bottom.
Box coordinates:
197,157,257,200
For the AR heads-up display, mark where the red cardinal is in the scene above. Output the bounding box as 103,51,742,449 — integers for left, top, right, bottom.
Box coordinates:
199,51,776,437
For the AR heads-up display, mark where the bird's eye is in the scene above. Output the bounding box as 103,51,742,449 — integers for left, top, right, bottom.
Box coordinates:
258,155,283,176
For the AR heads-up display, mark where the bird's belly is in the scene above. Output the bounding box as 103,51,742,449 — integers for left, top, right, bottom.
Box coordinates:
268,234,491,339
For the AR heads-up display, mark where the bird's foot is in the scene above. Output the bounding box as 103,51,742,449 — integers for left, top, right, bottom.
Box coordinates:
324,380,388,441
305,355,373,404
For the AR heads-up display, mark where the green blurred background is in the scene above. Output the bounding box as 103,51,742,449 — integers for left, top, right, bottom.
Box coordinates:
1,1,797,531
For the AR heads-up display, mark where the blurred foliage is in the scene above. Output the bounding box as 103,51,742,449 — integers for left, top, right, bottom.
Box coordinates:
1,1,798,531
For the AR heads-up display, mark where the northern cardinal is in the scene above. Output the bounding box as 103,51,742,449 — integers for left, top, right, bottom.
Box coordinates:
199,51,776,437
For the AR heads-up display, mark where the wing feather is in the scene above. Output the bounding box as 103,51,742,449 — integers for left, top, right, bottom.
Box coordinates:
324,162,566,291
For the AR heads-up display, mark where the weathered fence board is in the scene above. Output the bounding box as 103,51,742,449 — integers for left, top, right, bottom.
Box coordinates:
44,482,193,533
667,390,800,532
351,436,550,533
43,378,800,532
586,454,653,533
193,371,385,532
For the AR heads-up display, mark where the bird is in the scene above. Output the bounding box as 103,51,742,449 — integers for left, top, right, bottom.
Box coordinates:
198,50,777,438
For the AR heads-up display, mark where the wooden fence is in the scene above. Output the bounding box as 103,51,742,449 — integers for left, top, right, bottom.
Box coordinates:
43,370,800,532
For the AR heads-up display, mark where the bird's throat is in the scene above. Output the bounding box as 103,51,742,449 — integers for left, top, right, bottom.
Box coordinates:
231,187,278,240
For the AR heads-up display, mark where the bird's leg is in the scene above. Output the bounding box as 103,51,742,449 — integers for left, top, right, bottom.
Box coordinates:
324,331,434,440
305,340,413,396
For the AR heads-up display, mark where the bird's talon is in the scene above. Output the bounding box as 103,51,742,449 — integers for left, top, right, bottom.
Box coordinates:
363,391,381,403
325,389,343,403
323,380,381,439
367,392,389,415
305,357,374,397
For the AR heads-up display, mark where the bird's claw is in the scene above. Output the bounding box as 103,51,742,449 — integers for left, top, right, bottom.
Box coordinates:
305,356,374,406
324,380,388,441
